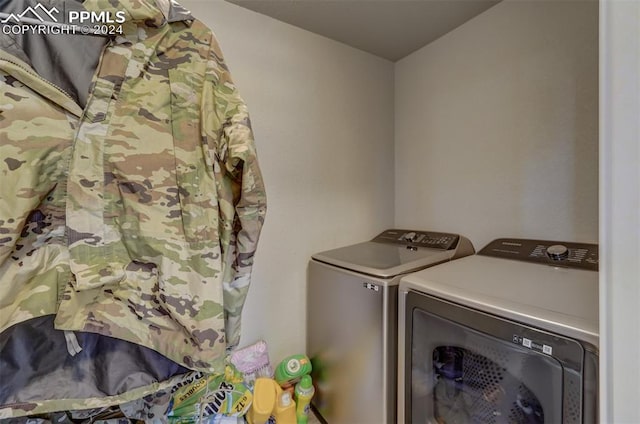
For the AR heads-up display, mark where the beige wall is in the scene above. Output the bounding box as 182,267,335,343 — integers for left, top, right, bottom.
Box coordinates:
394,0,599,250
181,1,395,360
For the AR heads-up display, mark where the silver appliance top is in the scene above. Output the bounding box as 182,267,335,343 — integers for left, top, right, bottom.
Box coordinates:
311,229,474,278
400,238,599,347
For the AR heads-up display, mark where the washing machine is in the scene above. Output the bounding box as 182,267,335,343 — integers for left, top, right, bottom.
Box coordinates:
307,229,474,424
398,238,599,424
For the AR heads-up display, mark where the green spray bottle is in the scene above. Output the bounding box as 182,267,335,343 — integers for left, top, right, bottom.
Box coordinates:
294,375,315,424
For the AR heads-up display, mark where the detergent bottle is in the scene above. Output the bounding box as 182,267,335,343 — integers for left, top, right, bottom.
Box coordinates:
273,391,297,424
274,354,312,388
294,375,315,424
247,378,279,424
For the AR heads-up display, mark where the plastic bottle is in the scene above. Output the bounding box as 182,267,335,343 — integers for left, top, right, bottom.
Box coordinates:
273,391,297,424
247,378,278,424
294,375,315,424
274,354,312,387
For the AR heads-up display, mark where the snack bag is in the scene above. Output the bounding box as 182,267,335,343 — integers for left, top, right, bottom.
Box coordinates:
168,364,252,422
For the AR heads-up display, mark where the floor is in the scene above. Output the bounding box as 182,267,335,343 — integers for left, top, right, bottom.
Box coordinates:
308,410,323,424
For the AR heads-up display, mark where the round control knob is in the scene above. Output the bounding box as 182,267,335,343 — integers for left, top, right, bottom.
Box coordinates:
546,244,569,260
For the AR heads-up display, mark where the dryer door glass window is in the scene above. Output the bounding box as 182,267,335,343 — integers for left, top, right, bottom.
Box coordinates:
410,308,564,423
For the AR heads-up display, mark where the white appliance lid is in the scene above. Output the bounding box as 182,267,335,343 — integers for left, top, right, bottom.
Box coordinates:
311,229,470,278
400,242,599,347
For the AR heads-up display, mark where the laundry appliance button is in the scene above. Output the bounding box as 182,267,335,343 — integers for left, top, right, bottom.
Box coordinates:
546,244,569,261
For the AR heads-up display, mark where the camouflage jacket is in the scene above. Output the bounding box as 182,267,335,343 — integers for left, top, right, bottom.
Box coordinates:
0,0,265,417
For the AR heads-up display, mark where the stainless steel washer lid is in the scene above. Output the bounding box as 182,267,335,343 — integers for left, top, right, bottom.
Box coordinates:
311,229,474,278
400,250,599,347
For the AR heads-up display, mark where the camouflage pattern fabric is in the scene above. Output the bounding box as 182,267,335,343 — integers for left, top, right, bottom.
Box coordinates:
0,0,265,417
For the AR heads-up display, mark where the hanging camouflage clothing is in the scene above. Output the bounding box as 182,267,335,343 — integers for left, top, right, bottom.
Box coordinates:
0,0,266,418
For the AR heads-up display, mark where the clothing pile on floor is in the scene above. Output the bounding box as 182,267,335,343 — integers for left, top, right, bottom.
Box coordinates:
2,340,315,424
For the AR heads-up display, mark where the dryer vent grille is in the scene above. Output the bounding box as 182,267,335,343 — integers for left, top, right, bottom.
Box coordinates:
433,346,544,424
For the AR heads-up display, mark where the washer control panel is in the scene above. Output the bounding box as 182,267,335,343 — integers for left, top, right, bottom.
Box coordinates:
479,238,598,271
372,229,460,250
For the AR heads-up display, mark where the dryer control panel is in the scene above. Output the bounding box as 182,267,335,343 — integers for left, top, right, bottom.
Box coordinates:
479,238,598,271
372,229,460,250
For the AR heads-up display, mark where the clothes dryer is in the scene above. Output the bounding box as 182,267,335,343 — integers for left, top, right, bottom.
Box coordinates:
398,238,598,424
308,229,474,424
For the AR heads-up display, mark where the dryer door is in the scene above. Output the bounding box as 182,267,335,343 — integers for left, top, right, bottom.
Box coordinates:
404,291,586,424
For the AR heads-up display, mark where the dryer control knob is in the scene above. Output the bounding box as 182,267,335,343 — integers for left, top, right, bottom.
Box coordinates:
547,244,569,260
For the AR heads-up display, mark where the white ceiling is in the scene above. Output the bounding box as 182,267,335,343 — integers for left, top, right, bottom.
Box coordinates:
225,0,501,62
